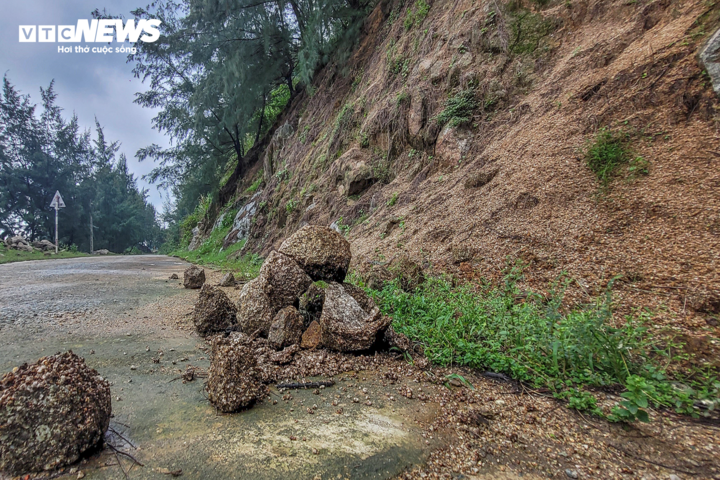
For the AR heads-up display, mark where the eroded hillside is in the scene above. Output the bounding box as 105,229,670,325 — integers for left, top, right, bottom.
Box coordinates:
196,0,720,348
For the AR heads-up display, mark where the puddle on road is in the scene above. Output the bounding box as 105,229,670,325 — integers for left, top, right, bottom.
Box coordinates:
1,333,440,480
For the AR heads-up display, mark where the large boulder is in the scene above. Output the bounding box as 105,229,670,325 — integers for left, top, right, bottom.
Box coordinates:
267,306,304,350
183,265,206,289
300,321,323,350
298,282,326,325
206,333,268,412
0,352,111,475
319,282,391,352
193,284,238,336
31,240,54,252
257,251,313,312
236,277,275,336
278,225,352,282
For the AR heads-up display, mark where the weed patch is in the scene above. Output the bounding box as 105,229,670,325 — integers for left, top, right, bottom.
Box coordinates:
436,89,478,127
585,128,631,185
354,267,719,421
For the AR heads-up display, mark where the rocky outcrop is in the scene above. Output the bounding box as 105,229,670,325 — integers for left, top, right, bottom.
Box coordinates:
4,236,34,252
223,191,262,248
319,282,391,352
267,306,304,350
278,225,352,282
206,333,268,412
700,27,720,96
0,352,111,475
193,284,238,336
183,265,206,289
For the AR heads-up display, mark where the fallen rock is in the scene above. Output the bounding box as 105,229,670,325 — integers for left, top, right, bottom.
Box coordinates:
236,277,275,336
31,240,55,252
382,325,412,352
278,225,352,282
92,249,110,255
183,265,206,289
169,273,179,280
391,255,425,292
298,282,326,325
219,272,235,287
268,306,304,350
0,352,111,475
300,321,323,349
319,282,391,352
257,251,312,311
206,333,268,412
269,344,300,364
193,284,238,336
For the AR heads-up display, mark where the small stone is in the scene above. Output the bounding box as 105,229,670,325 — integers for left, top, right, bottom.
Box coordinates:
565,469,579,479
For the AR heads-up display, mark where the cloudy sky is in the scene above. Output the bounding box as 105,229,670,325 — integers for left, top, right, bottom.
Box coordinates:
2,1,170,210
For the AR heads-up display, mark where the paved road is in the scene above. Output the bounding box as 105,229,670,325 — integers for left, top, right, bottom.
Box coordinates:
0,256,439,480
0,255,187,329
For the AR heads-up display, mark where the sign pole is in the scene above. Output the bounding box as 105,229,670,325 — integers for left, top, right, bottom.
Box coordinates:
49,191,65,254
55,204,59,254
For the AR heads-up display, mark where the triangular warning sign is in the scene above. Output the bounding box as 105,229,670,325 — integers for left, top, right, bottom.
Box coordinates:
50,191,65,208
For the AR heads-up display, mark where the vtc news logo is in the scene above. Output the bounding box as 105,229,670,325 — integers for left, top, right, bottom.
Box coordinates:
19,19,162,43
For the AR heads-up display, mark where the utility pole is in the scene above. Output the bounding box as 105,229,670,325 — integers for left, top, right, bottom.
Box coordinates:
49,191,65,254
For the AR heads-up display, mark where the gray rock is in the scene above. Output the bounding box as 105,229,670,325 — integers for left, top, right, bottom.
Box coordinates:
183,265,205,289
700,27,720,96
267,306,304,350
278,225,352,282
219,272,235,287
0,351,111,475
187,226,202,251
565,470,578,479
223,191,262,248
299,282,326,325
236,277,275,336
92,249,110,255
319,282,391,352
193,284,238,337
257,251,312,312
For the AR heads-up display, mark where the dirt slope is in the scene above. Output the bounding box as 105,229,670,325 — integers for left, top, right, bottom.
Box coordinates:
210,0,719,351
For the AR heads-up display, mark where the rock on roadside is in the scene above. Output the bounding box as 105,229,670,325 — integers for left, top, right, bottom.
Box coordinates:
257,251,313,312
206,333,268,412
219,272,235,287
236,277,275,336
278,225,352,282
193,284,238,336
319,282,391,352
267,306,304,350
183,265,206,289
0,352,111,475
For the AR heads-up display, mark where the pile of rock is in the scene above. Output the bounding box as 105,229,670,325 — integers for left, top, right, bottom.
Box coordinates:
200,225,411,412
3,236,55,252
0,352,111,475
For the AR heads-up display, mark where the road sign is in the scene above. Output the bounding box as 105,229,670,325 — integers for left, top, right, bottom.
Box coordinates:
50,191,65,209
50,191,65,253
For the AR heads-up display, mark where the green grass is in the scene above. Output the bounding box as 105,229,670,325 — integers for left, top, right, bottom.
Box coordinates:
171,222,263,280
0,245,90,265
585,128,631,185
352,265,720,421
435,89,478,127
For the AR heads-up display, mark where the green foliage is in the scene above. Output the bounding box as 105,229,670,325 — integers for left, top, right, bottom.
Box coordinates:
404,0,431,30
611,375,653,422
359,131,370,148
585,128,631,185
171,221,263,280
0,243,89,265
335,217,350,236
314,280,329,289
436,89,479,127
508,8,556,55
387,192,399,207
358,268,719,421
245,173,264,195
628,156,650,178
285,199,298,214
0,77,159,251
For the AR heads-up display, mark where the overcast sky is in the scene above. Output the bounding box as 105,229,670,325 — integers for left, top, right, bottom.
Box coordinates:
1,1,170,210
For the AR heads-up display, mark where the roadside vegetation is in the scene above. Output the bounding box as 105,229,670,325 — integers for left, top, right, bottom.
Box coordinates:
0,243,89,265
354,264,720,422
